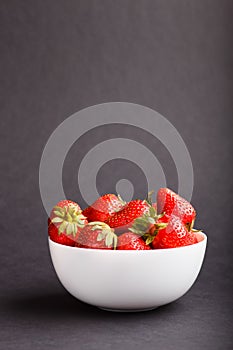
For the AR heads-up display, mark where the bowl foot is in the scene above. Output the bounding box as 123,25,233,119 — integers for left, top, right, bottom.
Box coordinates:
99,307,157,313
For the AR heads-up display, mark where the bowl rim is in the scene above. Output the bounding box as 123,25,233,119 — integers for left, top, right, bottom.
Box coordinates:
48,232,207,253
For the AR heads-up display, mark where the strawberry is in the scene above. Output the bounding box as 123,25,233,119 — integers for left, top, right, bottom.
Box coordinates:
48,200,87,246
82,194,126,223
76,222,117,249
130,206,168,243
117,232,151,250
147,213,170,236
130,205,198,248
48,219,76,246
106,199,150,233
151,215,198,249
50,200,81,217
157,188,196,227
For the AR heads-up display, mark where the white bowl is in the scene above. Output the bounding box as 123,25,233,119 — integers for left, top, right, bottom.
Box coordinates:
49,232,207,312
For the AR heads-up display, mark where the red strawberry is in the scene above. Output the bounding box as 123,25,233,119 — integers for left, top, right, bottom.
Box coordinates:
48,200,87,246
148,213,170,235
151,215,198,249
50,200,81,218
117,232,151,250
129,206,168,243
157,188,196,226
106,199,150,233
48,219,75,246
130,206,198,249
76,222,117,249
82,194,126,223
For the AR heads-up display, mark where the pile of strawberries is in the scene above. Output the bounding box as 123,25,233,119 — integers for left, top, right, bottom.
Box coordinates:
48,188,199,250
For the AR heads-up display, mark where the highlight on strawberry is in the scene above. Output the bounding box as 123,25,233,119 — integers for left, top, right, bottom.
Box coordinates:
48,188,201,250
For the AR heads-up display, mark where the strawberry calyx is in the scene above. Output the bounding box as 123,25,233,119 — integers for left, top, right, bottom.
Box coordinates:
185,218,195,232
146,190,154,206
88,222,118,249
129,205,168,245
51,205,87,237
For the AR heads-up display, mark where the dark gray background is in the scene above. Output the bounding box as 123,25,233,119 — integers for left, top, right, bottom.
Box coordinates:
0,1,232,349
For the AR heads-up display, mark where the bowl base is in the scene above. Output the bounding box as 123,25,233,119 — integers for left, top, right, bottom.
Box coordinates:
99,307,157,313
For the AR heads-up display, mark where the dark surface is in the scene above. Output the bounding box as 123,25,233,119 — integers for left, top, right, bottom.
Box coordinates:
0,1,232,349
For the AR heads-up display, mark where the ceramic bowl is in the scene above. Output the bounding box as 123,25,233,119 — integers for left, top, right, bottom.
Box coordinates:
49,232,207,312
